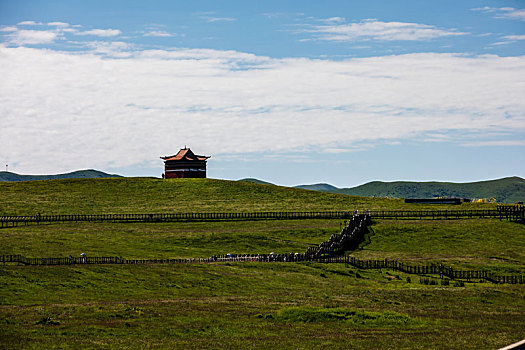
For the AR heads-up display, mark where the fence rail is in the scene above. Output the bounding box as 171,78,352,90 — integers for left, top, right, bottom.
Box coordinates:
306,213,370,259
369,209,500,219
0,211,354,227
1,209,518,228
316,256,525,284
2,254,523,284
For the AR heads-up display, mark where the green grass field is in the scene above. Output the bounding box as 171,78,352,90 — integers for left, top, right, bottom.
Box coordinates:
1,263,524,349
0,178,523,349
0,177,497,215
0,220,339,258
354,219,525,274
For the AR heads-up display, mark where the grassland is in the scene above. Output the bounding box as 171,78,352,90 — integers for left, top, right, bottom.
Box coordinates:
0,220,340,258
0,178,523,349
1,263,524,349
1,218,523,275
354,219,525,274
0,177,497,215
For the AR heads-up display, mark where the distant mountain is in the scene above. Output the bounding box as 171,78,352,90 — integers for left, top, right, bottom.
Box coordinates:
237,178,275,186
295,183,339,192
239,176,524,203
0,169,122,182
299,177,525,204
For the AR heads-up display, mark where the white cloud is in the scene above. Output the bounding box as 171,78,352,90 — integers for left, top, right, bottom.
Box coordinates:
17,21,43,26
496,9,525,21
143,31,173,37
201,16,236,22
472,7,525,21
471,7,498,13
75,28,121,37
489,34,525,46
48,22,70,27
1,23,79,46
0,47,523,174
490,41,512,46
61,27,79,33
502,34,525,41
6,29,59,45
322,147,359,154
261,12,286,19
0,26,18,32
82,41,135,57
299,19,468,42
462,140,525,147
322,17,345,23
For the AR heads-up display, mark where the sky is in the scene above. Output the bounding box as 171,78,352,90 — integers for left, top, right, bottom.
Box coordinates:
0,0,524,187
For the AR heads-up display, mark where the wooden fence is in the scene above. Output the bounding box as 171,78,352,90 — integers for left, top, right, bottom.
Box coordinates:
1,209,513,228
0,211,353,227
316,256,525,284
2,254,523,284
306,213,370,259
369,209,500,220
497,204,525,224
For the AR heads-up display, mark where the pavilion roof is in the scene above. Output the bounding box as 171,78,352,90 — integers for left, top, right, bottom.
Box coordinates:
161,148,210,162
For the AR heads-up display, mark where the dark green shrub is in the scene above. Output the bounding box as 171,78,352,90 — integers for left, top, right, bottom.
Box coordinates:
276,307,414,326
35,317,60,326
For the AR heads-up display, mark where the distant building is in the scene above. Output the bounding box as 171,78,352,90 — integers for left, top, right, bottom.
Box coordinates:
161,147,210,179
404,198,470,205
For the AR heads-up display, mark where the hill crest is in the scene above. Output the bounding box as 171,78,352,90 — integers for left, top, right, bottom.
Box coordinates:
295,183,339,192
0,169,122,182
242,176,524,204
1,170,522,203
304,176,524,204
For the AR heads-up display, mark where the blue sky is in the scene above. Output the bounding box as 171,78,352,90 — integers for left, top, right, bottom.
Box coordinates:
1,0,524,187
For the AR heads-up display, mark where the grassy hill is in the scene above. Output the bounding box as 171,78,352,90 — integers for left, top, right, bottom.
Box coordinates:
298,176,525,203
3,170,522,203
237,177,275,186
0,177,498,216
295,183,339,191
0,169,121,182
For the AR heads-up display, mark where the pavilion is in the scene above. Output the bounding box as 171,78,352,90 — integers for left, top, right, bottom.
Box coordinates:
161,147,210,179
